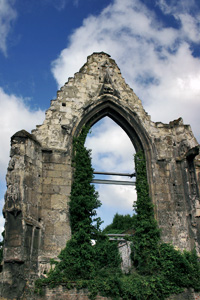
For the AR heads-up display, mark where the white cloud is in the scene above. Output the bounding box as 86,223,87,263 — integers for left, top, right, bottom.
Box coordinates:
141,42,200,140
0,87,45,181
179,13,200,43
96,183,137,228
156,0,198,14
98,184,136,210
51,0,200,142
156,0,200,43
0,215,4,237
156,0,198,16
0,198,4,236
85,117,135,173
0,0,17,55
86,117,136,226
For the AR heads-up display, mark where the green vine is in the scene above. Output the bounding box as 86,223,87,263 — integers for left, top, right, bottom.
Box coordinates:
132,151,161,274
35,141,200,299
70,126,102,237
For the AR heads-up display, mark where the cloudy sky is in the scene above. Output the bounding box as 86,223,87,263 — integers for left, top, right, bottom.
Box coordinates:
0,0,200,232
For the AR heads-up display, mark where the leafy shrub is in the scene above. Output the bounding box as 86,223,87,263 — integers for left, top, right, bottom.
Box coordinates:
103,213,135,234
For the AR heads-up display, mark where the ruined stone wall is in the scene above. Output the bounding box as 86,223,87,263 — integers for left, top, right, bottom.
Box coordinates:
38,149,72,276
11,286,200,300
1,52,200,299
1,130,43,297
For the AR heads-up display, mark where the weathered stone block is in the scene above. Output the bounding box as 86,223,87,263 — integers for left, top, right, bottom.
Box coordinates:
51,194,68,210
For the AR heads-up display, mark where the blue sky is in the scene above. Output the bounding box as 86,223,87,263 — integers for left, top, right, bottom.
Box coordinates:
0,0,200,232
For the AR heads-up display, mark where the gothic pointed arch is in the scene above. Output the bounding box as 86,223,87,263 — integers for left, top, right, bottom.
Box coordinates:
75,97,150,153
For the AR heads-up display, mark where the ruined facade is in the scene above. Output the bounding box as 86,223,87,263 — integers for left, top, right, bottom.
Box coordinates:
0,52,200,299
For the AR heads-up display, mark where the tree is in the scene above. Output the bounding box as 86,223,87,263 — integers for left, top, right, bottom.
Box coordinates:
103,213,135,234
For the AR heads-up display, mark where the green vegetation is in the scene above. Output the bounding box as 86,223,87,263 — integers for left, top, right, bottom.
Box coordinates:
69,126,101,237
103,213,135,234
132,151,161,274
35,132,200,299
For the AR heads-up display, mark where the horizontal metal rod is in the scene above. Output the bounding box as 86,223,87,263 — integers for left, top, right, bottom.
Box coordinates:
93,171,136,177
91,179,135,186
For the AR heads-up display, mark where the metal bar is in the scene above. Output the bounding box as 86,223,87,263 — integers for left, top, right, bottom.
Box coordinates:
93,171,136,177
91,179,135,185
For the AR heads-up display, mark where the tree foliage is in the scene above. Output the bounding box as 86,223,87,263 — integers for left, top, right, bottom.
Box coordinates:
103,213,135,234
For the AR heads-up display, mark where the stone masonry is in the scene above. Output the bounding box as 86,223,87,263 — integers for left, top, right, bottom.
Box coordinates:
0,52,200,299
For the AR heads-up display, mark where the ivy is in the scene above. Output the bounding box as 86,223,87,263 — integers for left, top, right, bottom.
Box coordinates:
35,142,200,299
70,127,101,236
132,151,161,274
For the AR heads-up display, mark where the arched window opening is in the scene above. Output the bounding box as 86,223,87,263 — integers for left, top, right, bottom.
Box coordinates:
85,116,137,230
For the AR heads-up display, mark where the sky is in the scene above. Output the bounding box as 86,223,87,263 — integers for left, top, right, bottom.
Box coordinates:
0,0,200,232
